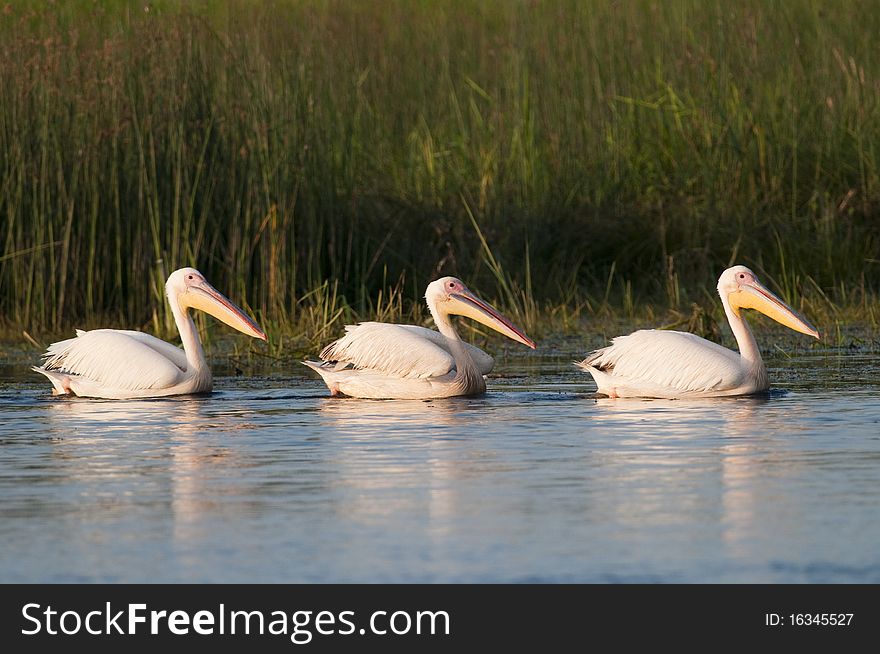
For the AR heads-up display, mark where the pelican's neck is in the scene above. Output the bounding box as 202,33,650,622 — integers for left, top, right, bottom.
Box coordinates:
429,300,485,393
169,291,207,372
720,291,762,366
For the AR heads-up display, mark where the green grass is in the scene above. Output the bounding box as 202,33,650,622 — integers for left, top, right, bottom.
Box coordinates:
0,0,878,352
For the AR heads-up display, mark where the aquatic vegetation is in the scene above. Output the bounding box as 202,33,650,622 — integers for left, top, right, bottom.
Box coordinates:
0,1,877,347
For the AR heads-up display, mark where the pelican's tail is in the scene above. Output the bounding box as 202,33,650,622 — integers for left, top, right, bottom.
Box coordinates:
574,358,616,396
573,358,602,379
574,359,594,373
301,360,342,396
32,366,72,396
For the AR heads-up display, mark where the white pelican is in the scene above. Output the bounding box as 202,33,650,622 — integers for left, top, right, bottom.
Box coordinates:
33,267,267,399
303,276,536,399
577,265,820,398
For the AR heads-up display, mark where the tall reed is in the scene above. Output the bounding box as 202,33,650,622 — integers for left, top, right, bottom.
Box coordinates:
0,0,877,340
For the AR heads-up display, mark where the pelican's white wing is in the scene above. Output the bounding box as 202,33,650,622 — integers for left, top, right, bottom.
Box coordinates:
318,322,494,379
396,325,494,374
39,329,187,391
77,329,190,370
578,329,748,396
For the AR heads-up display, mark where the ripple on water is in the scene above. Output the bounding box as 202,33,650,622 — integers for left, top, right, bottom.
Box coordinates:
0,350,879,582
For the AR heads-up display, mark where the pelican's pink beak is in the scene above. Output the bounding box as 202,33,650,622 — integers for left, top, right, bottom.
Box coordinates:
184,281,268,341
730,281,820,340
448,289,537,349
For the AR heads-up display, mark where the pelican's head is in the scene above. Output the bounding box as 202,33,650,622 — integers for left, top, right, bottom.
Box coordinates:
718,265,819,339
425,277,536,349
167,267,268,341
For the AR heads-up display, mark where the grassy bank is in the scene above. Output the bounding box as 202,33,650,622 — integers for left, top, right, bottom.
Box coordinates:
1,0,878,347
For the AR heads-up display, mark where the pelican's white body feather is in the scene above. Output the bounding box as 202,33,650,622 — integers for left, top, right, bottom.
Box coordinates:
34,329,205,399
303,278,535,400
304,323,494,400
32,267,266,400
576,266,818,399
577,329,766,399
318,323,494,378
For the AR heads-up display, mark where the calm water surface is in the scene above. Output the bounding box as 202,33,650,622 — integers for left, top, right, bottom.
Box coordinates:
1,348,878,582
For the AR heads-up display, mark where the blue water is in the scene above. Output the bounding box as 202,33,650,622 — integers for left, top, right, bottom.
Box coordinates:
1,349,878,582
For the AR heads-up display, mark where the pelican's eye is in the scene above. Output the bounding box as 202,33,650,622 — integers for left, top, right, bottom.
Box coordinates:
188,275,194,280
738,273,746,280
